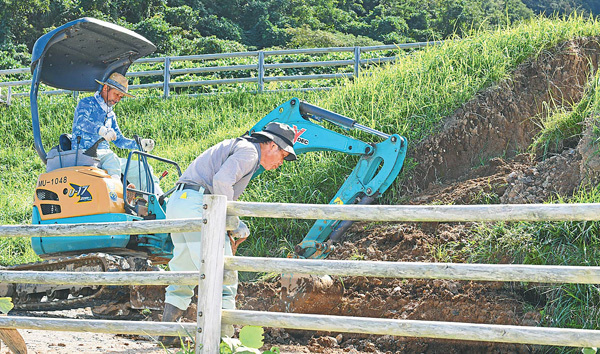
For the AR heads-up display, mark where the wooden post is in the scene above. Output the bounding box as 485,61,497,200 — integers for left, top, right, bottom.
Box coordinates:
0,315,26,354
196,195,227,354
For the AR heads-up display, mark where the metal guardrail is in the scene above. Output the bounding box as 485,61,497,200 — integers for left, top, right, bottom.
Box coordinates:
0,42,442,102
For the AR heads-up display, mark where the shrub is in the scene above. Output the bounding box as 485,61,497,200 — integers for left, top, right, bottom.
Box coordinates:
285,26,382,49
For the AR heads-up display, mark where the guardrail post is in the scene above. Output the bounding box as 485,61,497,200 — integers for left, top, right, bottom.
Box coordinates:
258,51,265,93
6,86,11,106
354,46,361,79
196,194,227,354
163,57,171,99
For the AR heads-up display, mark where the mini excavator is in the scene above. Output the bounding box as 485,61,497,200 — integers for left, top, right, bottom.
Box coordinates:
0,17,407,314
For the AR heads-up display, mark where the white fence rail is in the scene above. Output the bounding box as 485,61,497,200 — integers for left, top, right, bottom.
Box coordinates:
1,198,600,353
0,42,441,101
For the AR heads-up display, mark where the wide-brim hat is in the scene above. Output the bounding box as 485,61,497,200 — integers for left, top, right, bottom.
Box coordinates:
252,122,297,161
95,72,134,98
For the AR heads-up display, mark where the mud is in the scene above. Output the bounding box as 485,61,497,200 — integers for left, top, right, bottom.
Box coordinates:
235,36,600,353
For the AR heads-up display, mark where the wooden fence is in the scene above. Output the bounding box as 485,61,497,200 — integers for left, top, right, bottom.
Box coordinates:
2,197,600,353
0,42,440,101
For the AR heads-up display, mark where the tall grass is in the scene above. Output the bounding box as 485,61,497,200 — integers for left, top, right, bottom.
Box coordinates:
1,14,600,265
531,69,600,157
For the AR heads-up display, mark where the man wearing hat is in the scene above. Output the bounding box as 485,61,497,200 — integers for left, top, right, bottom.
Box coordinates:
159,122,297,345
71,72,155,180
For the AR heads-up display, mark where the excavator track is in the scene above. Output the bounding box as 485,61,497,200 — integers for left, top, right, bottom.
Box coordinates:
0,253,131,311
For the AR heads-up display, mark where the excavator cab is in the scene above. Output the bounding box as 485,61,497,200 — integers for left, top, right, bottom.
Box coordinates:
29,18,178,262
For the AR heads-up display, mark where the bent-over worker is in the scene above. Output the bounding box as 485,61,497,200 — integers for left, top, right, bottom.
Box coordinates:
159,122,297,345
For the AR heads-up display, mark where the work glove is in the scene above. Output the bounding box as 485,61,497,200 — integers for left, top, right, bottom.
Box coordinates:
141,138,155,153
228,220,250,255
98,126,117,142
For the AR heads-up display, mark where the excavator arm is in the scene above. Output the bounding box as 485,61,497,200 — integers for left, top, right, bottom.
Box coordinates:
248,98,407,259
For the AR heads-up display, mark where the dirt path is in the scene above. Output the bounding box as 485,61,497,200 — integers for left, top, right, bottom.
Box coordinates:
1,329,162,354
1,309,167,354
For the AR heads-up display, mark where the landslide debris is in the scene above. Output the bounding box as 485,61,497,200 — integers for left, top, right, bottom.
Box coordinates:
238,36,600,353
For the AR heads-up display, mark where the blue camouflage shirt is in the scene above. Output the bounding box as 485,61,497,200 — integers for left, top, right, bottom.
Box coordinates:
71,92,138,151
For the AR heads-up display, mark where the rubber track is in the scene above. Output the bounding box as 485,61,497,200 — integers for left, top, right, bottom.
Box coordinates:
7,253,130,311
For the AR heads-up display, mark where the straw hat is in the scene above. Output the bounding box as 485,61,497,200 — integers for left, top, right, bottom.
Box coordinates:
95,72,134,98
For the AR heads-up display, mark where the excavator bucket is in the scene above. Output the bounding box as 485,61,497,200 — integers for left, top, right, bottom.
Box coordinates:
277,274,343,313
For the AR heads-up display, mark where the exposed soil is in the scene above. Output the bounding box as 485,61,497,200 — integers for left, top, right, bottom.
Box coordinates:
235,36,600,354
3,36,600,354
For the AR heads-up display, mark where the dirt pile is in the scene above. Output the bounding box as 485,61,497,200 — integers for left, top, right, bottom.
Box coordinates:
237,36,600,353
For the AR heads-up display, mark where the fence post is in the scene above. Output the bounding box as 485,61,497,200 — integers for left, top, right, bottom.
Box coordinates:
354,46,361,79
163,57,171,99
196,194,227,354
6,86,11,106
258,51,265,93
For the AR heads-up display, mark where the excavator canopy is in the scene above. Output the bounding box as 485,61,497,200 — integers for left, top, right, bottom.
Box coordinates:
30,17,156,91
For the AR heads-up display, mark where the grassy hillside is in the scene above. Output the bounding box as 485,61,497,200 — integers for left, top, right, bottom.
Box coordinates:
1,14,600,268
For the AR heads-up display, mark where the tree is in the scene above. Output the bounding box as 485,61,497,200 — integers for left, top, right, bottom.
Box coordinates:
245,16,290,48
134,15,175,54
0,0,49,50
165,5,200,30
196,15,244,43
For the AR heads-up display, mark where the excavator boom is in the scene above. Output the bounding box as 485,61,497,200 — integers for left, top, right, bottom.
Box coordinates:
248,98,407,258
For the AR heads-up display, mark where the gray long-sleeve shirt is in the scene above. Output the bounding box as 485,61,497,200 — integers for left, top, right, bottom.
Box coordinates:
177,137,262,201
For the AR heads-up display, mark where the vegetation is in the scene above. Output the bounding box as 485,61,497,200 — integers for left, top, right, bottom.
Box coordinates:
531,70,600,158
2,11,600,349
1,0,599,69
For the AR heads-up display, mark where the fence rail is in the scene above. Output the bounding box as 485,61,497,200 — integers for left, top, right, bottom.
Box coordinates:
225,310,600,348
2,198,600,353
0,42,441,101
227,201,600,221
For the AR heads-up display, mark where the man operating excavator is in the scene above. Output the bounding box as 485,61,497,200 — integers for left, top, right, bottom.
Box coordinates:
70,72,160,194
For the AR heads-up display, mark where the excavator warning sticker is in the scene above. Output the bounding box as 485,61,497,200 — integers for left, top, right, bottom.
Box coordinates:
293,125,308,145
68,183,92,203
333,197,344,205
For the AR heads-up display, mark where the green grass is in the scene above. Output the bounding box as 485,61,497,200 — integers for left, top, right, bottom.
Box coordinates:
3,15,600,339
3,14,600,258
531,70,600,158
